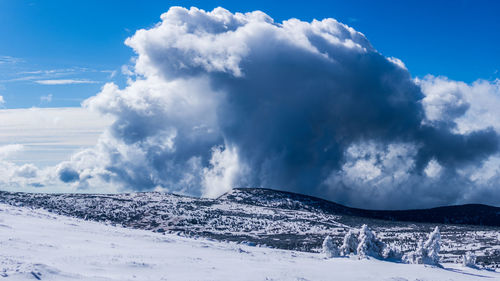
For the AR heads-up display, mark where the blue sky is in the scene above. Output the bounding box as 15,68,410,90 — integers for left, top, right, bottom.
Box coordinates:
0,0,499,109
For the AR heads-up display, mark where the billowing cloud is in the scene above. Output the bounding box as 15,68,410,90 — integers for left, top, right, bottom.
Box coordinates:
0,108,114,193
0,144,41,188
0,95,4,106
0,144,24,158
3,7,500,209
419,76,500,134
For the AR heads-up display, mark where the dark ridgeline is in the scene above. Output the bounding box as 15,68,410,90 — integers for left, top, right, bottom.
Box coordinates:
221,188,500,227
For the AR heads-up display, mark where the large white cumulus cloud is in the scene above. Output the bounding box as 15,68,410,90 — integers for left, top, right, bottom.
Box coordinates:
4,7,500,209
419,76,500,134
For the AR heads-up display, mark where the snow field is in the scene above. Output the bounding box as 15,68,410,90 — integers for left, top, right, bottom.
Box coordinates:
1,204,499,281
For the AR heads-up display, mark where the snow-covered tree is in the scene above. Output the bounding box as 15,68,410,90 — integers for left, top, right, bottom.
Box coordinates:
403,240,425,264
403,226,441,266
462,252,477,268
424,226,441,264
356,224,385,259
339,229,359,256
322,235,340,258
382,244,403,261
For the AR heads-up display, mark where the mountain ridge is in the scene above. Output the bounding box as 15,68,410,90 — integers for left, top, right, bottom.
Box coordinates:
222,188,500,227
1,187,499,267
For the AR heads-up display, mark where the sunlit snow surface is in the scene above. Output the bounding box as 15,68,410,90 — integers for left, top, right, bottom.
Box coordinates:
1,203,499,281
2,188,500,268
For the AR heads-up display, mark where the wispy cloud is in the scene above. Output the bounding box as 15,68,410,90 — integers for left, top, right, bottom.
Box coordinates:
40,94,53,102
35,79,99,85
0,107,113,166
18,67,110,75
19,69,63,75
1,67,114,85
0,56,22,64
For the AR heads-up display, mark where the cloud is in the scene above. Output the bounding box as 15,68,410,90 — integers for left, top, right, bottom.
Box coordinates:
0,56,22,64
35,79,99,85
76,7,500,207
40,94,53,103
0,144,44,189
320,76,500,208
0,107,112,167
387,57,407,70
418,76,500,134
57,164,80,182
202,145,247,198
3,7,500,209
0,95,4,106
19,67,110,76
0,108,114,192
0,67,111,86
0,144,24,158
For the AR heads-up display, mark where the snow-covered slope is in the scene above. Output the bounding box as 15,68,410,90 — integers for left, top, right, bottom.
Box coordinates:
1,188,500,268
1,203,499,281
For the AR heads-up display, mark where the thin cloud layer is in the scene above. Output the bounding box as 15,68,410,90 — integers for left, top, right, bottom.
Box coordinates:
35,79,99,85
0,108,112,167
3,7,500,209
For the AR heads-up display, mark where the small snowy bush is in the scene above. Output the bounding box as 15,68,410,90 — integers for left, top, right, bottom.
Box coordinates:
356,224,385,259
340,229,359,256
403,240,425,264
403,226,441,266
462,252,477,268
382,244,403,261
322,236,340,258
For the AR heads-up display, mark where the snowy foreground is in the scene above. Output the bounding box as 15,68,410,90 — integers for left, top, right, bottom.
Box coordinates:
1,204,499,281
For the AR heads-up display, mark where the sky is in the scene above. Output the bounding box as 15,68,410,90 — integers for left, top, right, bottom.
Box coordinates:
1,1,500,209
0,0,499,108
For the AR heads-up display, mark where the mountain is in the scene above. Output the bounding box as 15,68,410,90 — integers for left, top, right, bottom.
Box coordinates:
221,188,500,226
4,203,498,281
1,188,499,268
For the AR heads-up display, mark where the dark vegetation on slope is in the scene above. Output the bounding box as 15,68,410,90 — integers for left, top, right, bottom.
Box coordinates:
223,188,500,227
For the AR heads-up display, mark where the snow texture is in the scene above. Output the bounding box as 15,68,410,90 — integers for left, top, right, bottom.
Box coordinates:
1,188,500,268
463,252,478,268
322,236,340,258
356,224,385,259
340,229,359,256
1,204,499,280
404,226,442,265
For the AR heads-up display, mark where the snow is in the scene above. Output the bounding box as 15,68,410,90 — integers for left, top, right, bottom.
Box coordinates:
356,224,385,259
321,236,339,258
1,204,499,281
2,189,499,266
463,252,478,268
404,226,442,266
340,229,359,256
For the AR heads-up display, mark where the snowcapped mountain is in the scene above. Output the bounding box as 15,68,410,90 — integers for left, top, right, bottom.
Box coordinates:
1,188,500,269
